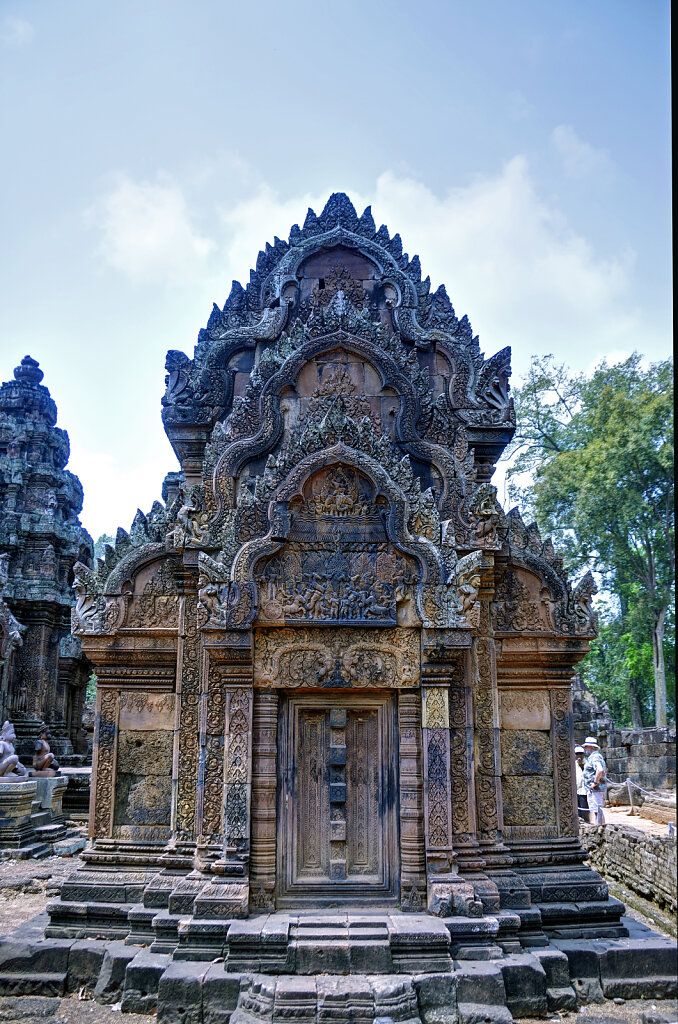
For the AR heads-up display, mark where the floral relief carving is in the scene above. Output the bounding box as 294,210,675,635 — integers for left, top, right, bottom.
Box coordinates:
93,690,118,839
253,627,420,688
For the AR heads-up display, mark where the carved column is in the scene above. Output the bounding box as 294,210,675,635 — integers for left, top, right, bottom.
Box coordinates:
89,687,119,839
171,595,201,862
398,690,427,911
448,653,485,872
250,689,279,911
551,686,578,839
422,677,455,876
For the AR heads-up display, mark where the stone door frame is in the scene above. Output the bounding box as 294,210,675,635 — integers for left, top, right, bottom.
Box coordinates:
249,684,427,912
275,690,399,908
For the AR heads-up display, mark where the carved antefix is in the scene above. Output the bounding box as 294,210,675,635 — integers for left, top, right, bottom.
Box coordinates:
68,193,620,940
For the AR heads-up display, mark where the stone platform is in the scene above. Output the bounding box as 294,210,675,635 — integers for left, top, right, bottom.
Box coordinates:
0,911,675,1023
0,777,86,859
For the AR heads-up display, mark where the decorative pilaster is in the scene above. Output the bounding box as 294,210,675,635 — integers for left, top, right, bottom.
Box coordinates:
398,690,427,911
448,656,485,872
90,688,119,839
250,689,278,911
551,686,577,838
472,629,503,850
174,595,201,846
422,683,454,875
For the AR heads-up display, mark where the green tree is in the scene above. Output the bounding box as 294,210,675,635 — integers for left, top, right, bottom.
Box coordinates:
507,354,674,726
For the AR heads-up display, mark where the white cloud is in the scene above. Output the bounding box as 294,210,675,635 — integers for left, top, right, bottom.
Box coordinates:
87,173,215,286
368,161,636,372
551,124,611,179
0,15,33,47
89,153,638,377
69,442,178,542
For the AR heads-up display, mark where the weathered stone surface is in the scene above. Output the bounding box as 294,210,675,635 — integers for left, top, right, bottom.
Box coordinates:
116,730,173,776
499,952,547,1017
157,961,207,1024
413,972,457,1024
502,776,556,825
65,938,107,994
92,941,138,1003
202,965,244,1024
121,951,171,1014
455,963,512,1024
500,730,553,776
581,824,677,915
531,948,577,1011
500,690,551,731
0,996,60,1018
0,356,92,755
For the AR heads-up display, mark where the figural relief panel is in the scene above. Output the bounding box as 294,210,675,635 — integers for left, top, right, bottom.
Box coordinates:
255,466,418,627
253,627,420,689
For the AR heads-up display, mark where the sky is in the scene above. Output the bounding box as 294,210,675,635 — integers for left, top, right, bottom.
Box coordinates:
0,0,672,541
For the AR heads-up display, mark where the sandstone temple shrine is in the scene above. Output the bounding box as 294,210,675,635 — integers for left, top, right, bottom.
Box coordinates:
20,193,672,1021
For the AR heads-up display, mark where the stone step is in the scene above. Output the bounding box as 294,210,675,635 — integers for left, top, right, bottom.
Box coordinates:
0,972,67,997
34,823,67,840
51,834,87,857
1,841,51,860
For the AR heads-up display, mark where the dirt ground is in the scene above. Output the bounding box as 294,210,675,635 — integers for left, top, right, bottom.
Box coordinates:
601,807,675,837
0,855,80,936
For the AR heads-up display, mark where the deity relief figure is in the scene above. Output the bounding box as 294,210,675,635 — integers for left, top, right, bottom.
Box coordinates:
0,721,28,779
33,724,60,773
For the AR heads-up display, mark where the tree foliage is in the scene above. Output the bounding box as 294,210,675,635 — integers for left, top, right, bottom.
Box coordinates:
506,354,674,725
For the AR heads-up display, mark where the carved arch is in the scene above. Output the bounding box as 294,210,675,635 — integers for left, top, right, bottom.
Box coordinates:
231,446,445,589
208,331,469,519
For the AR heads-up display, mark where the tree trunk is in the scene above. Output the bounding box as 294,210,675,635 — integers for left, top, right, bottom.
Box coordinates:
652,606,667,727
627,679,644,728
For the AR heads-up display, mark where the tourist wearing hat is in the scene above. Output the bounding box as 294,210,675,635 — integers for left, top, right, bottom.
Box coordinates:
582,736,607,824
574,745,588,819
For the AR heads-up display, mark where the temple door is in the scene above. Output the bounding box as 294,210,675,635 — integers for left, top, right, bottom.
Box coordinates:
277,693,398,906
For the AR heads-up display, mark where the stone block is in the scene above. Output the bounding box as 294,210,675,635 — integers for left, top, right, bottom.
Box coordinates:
0,938,71,975
295,939,350,975
551,940,607,1003
202,965,244,1024
93,941,138,1004
0,973,66,997
0,995,61,1018
500,690,551,730
117,730,173,776
157,960,207,1024
121,950,171,1014
65,938,107,994
455,962,512,1024
371,975,419,1023
502,777,556,826
234,975,275,1023
531,948,576,1011
500,731,553,776
413,972,457,1024
499,953,547,1017
599,938,678,999
317,975,374,1024
273,975,317,1023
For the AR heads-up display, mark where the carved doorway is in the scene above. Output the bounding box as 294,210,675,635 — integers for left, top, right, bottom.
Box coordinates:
276,692,399,907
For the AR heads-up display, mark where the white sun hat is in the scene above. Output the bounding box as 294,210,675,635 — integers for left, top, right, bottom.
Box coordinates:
583,736,600,747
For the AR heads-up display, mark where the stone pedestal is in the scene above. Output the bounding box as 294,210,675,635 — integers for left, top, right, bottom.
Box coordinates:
0,778,40,852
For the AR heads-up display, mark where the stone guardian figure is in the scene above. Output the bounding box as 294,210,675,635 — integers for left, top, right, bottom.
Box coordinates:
0,721,28,779
33,724,60,774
